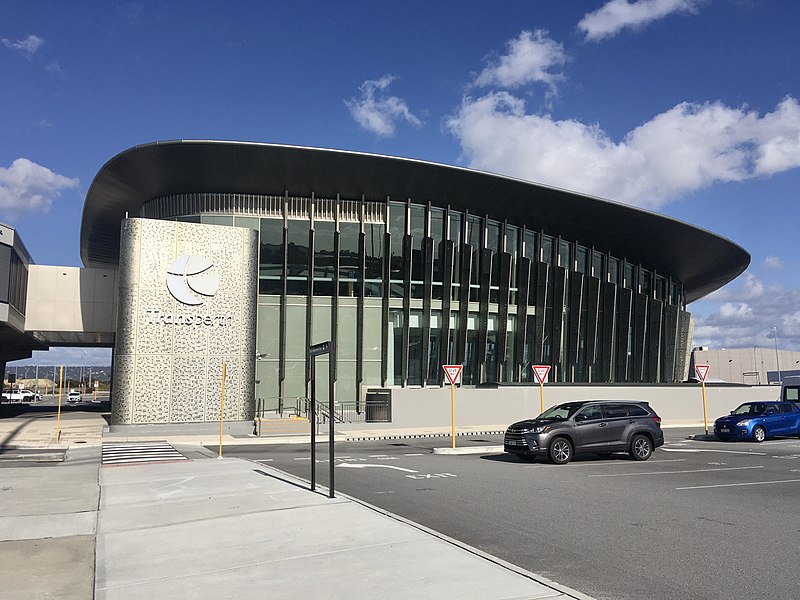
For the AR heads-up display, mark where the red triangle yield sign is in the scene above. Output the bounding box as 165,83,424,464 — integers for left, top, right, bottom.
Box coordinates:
695,364,710,382
442,365,463,385
532,365,551,384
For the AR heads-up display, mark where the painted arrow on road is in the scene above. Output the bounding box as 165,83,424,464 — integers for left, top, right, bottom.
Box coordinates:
336,463,418,473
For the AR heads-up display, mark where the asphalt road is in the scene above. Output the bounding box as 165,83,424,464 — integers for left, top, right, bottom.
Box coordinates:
223,430,800,600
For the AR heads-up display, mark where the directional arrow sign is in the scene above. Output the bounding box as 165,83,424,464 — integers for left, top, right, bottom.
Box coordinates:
336,463,419,473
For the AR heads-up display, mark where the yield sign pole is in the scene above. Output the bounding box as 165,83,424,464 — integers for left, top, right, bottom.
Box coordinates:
695,364,711,434
442,365,463,449
532,365,551,413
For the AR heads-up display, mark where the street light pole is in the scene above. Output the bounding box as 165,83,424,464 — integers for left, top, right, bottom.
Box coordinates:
772,326,782,384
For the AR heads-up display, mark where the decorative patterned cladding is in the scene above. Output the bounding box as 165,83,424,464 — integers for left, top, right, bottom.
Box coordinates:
112,218,258,425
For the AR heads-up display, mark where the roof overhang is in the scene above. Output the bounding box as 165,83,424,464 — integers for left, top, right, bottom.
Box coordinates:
80,140,750,303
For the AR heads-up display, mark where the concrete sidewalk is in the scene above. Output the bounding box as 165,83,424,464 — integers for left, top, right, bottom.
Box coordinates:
0,409,594,600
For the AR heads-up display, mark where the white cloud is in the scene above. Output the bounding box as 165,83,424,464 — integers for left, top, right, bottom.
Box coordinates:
706,272,764,302
474,30,566,94
46,60,64,76
447,93,800,208
2,34,45,59
0,158,79,217
692,273,800,351
345,75,422,137
763,255,783,269
578,0,701,42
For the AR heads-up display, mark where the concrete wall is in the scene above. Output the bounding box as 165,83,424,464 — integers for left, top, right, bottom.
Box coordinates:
25,265,118,338
112,219,258,425
335,384,783,432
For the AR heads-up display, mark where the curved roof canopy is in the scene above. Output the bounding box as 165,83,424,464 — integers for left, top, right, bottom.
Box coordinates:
81,140,749,303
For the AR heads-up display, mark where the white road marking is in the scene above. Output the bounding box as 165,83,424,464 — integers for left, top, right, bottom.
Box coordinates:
677,478,800,490
589,466,763,478
521,458,686,469
661,448,767,455
406,472,457,479
336,463,418,473
404,453,424,456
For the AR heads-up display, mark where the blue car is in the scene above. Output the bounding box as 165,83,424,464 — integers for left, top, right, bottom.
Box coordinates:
714,401,800,442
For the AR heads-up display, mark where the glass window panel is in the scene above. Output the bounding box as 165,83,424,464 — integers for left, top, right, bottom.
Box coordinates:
287,221,309,295
259,218,284,295
558,240,571,269
641,269,652,296
448,211,462,244
202,215,233,226
339,222,360,297
409,205,426,300
592,251,604,279
389,203,405,297
449,211,462,289
576,245,588,274
233,216,260,231
541,234,553,265
506,225,518,260
364,223,384,297
388,309,404,385
407,309,423,386
427,309,443,384
313,221,335,296
468,216,482,286
524,230,538,261
624,263,635,290
609,257,620,285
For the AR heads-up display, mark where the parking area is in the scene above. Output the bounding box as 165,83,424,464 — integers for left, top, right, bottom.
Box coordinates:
226,429,800,600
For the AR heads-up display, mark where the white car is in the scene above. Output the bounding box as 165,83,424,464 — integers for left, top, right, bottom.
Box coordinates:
67,390,82,403
19,389,41,402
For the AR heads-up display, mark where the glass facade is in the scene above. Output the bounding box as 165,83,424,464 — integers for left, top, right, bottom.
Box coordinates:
150,192,690,404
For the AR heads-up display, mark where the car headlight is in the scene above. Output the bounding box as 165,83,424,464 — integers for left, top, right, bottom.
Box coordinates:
736,419,752,427
531,425,551,434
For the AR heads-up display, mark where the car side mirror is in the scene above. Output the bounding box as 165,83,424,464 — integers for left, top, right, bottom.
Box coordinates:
730,411,735,415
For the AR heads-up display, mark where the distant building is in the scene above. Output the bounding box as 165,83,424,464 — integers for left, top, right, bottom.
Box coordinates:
692,347,800,385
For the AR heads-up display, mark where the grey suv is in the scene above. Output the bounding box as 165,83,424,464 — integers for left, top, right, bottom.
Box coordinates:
504,400,664,464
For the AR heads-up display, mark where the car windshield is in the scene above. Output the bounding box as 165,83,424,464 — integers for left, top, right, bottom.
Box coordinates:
732,403,770,416
538,403,585,420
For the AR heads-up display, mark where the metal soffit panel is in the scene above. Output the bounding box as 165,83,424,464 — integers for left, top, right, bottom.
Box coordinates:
80,140,750,303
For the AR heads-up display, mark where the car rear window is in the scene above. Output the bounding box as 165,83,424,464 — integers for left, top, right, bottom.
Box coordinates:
779,403,798,413
603,404,649,418
603,405,629,418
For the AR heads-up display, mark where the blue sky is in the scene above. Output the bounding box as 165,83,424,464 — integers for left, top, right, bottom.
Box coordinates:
2,0,799,366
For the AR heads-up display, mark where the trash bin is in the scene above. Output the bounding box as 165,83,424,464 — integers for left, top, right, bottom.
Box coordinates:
365,389,391,422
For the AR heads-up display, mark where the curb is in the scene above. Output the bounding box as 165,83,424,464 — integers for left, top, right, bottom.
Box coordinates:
344,430,505,442
433,445,504,455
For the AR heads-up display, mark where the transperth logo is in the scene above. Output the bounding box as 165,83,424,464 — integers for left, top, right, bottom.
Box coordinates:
166,255,220,306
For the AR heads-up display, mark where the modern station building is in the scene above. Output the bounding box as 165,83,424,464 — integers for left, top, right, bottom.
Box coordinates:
3,140,750,425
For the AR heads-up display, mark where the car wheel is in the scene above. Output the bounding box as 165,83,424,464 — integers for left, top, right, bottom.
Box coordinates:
548,437,573,464
753,426,766,443
629,434,653,461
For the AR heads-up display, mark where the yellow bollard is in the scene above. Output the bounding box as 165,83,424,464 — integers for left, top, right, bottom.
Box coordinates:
55,366,63,443
218,362,227,458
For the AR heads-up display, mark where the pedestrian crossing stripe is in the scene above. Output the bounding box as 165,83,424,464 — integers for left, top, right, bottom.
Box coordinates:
102,441,189,466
